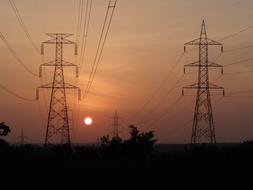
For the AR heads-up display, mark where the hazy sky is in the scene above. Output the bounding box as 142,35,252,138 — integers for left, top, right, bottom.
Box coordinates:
1,0,253,143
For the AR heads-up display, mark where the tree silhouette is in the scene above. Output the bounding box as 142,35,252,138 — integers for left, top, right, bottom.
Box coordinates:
0,122,11,150
100,135,123,157
0,122,11,136
100,124,157,157
124,125,157,156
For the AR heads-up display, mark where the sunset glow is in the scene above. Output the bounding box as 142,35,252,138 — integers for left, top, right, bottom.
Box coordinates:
1,0,253,143
1,1,252,187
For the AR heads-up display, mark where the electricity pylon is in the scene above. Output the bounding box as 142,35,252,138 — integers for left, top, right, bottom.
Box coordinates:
182,20,225,144
17,129,28,145
36,33,81,146
110,110,121,138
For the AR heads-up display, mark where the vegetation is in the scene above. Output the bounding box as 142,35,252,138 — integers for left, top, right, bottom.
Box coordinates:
0,125,252,188
0,122,10,136
100,124,157,158
0,122,11,150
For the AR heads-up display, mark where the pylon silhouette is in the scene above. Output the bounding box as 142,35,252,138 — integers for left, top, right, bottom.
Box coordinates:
110,110,121,138
182,21,225,144
36,33,81,145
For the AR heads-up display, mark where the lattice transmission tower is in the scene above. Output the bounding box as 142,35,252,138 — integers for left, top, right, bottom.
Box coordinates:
36,33,81,146
110,110,122,138
17,129,28,145
182,20,225,144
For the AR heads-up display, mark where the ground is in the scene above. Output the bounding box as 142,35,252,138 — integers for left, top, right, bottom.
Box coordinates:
0,142,252,189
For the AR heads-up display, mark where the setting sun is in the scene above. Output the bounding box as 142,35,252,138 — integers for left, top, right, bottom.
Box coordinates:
84,117,93,125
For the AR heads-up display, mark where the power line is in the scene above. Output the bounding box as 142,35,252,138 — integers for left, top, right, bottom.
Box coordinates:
226,89,253,95
79,0,90,60
164,119,191,137
190,47,253,76
212,96,224,106
76,0,84,46
84,0,116,96
83,0,117,100
225,95,253,98
0,32,39,77
74,0,92,133
74,0,92,132
8,0,40,54
37,55,49,129
79,0,93,70
133,52,185,121
74,0,85,132
212,43,253,64
149,93,200,133
224,44,253,53
160,96,223,138
213,44,253,64
36,100,46,128
0,83,35,101
146,96,183,130
218,25,253,41
137,73,185,125
84,0,113,93
223,57,253,67
224,70,253,76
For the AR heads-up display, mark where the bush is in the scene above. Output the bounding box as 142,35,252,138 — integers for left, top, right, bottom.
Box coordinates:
99,125,157,158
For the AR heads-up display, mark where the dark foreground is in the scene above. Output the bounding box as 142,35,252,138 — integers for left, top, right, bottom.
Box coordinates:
0,142,253,189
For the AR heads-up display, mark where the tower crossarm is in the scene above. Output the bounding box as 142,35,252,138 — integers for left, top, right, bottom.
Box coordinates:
184,38,223,52
182,83,225,95
41,38,76,45
184,61,223,73
182,83,224,90
41,33,77,55
39,60,79,77
184,61,223,68
36,83,81,100
45,33,73,39
184,38,222,46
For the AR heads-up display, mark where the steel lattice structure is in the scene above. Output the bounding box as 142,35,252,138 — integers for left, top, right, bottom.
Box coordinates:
36,33,81,145
182,21,224,144
111,110,121,138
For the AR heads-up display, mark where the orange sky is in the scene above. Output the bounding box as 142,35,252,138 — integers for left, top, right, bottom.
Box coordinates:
1,0,253,143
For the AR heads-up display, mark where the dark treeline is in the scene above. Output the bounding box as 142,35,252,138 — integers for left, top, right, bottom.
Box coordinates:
0,125,253,189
